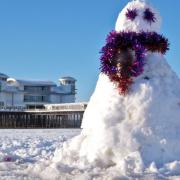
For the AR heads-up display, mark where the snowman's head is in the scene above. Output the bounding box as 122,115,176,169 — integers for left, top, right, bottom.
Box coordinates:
115,0,161,33
100,0,168,95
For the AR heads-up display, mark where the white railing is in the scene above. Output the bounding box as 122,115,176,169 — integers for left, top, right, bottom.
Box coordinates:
0,106,26,112
0,102,88,112
45,102,87,111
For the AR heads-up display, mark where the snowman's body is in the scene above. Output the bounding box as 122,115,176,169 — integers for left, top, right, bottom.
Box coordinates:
52,0,180,175
80,53,180,168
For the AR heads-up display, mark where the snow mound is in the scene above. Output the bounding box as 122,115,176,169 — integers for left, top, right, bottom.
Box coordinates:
31,54,180,179
47,54,180,174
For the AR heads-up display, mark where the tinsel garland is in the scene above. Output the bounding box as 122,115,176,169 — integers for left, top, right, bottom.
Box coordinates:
100,31,169,94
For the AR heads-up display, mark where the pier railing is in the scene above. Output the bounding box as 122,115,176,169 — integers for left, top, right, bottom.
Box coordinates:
0,102,87,112
0,103,87,128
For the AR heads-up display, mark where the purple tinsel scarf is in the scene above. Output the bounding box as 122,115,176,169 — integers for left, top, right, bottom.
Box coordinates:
100,31,169,94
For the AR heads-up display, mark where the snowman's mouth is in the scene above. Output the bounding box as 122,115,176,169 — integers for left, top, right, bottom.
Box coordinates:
100,31,169,94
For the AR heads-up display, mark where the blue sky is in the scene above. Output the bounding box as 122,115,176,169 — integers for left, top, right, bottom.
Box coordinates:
0,0,180,101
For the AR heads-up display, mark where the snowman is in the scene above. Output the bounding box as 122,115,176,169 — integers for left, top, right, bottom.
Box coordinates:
52,0,180,177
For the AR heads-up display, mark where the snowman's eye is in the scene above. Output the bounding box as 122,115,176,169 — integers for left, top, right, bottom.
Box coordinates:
126,8,138,21
143,8,156,24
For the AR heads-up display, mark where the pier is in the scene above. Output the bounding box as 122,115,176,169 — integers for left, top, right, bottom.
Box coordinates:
0,103,87,129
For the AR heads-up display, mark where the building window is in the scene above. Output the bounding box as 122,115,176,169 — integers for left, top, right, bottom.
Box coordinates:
24,86,50,93
0,77,7,81
0,102,4,107
24,95,49,102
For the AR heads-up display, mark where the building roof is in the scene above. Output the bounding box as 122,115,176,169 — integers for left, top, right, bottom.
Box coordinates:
0,73,9,79
16,79,56,86
59,76,76,82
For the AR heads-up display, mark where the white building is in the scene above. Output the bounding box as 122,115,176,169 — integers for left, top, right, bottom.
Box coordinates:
0,73,76,109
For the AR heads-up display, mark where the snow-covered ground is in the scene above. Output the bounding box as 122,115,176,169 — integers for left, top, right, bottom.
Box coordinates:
0,129,80,180
0,129,180,179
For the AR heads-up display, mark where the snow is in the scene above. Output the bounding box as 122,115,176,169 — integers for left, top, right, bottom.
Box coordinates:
43,54,180,179
0,129,80,179
1,123,180,179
